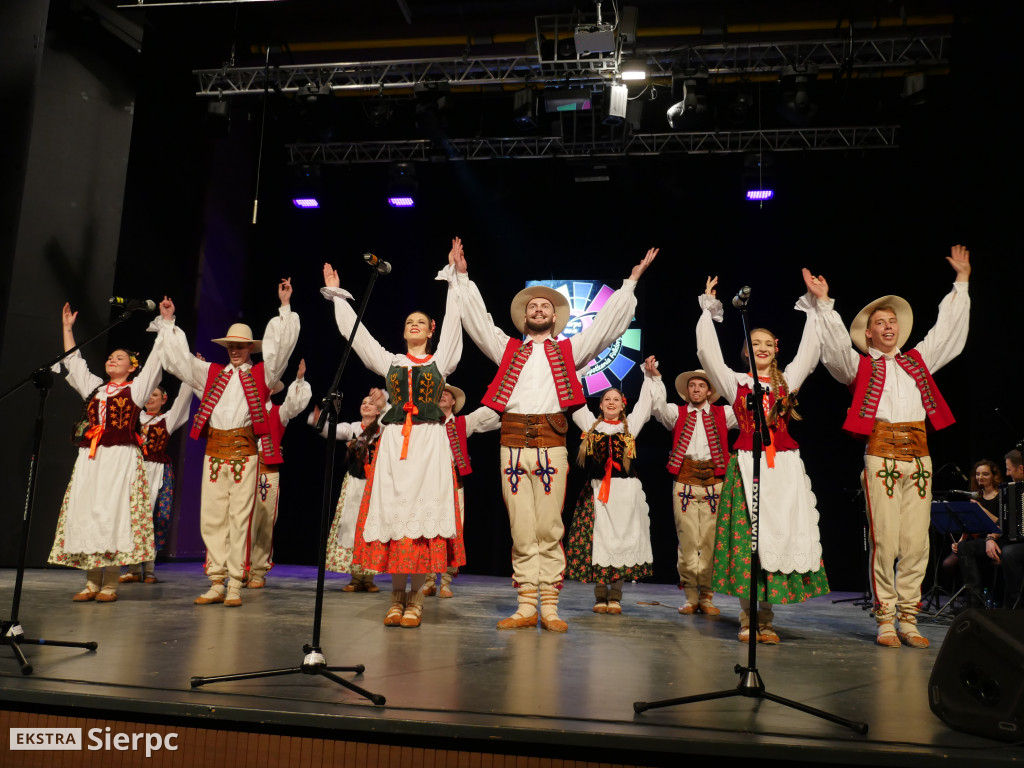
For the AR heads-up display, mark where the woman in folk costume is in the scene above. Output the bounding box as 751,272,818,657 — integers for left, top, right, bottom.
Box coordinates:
50,302,163,602
119,381,192,584
320,239,464,629
565,375,655,615
697,276,828,644
312,388,387,593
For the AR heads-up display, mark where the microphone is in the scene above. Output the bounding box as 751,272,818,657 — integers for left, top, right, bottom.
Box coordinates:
732,285,751,308
951,464,969,484
109,296,157,312
363,253,392,275
947,489,980,500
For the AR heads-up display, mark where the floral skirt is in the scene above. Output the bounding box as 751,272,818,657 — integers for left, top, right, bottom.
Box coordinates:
712,455,829,603
153,464,174,551
352,452,466,575
326,473,375,576
48,452,156,570
565,485,653,583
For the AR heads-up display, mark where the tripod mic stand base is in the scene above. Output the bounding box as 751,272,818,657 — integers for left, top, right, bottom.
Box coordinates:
2,620,98,676
190,644,385,706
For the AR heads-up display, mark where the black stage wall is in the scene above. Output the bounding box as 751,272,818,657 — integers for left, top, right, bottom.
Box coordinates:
2,3,1022,591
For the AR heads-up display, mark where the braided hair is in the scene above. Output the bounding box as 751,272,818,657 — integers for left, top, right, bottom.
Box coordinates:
576,389,636,471
740,328,801,424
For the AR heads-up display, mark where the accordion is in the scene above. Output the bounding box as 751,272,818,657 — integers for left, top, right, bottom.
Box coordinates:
999,481,1024,543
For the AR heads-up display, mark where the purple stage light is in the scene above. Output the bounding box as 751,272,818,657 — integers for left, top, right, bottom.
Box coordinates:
745,190,774,201
292,198,320,208
388,196,415,208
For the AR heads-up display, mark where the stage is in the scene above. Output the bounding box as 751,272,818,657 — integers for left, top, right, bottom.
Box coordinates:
1,564,1020,767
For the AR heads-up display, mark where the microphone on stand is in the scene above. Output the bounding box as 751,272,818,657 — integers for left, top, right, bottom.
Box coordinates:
947,489,980,500
732,285,751,308
363,253,392,275
109,296,157,312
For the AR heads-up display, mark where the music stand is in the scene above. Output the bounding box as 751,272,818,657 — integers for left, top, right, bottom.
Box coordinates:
921,501,1000,620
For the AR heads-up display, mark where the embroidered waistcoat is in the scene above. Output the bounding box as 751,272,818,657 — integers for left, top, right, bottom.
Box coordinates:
842,349,955,436
482,337,585,413
381,361,445,425
446,415,472,476
190,362,271,440
732,383,799,452
666,404,729,476
77,393,143,449
141,416,172,463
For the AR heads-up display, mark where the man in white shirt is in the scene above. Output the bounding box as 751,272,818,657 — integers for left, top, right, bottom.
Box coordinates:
804,246,971,647
648,358,737,616
452,242,657,632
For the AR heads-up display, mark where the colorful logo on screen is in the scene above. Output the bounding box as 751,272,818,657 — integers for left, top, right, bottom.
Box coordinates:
524,280,642,397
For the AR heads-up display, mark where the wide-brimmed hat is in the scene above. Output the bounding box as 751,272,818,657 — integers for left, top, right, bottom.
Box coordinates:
211,323,262,353
510,285,570,336
849,295,913,354
442,383,466,414
675,369,719,404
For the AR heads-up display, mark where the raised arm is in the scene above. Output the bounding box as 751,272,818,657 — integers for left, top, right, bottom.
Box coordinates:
695,276,739,406
915,245,971,373
279,359,312,424
572,400,599,432
321,262,394,376
262,277,300,388
432,263,463,377
629,369,655,435
645,355,678,429
152,297,212,390
781,292,821,392
570,248,657,365
128,348,165,409
802,269,859,385
452,238,511,364
163,380,196,434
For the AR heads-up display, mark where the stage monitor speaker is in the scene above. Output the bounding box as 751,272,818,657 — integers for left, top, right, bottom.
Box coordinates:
929,609,1024,742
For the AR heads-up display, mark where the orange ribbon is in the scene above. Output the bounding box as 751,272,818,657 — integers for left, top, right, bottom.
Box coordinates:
400,369,418,460
598,438,621,503
759,388,776,469
84,425,104,459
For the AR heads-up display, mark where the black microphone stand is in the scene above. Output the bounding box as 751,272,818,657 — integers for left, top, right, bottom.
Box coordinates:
634,290,867,735
0,308,147,673
831,490,872,609
190,264,386,705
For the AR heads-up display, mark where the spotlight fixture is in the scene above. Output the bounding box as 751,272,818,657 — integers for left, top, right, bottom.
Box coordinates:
292,198,320,209
603,83,629,126
778,66,818,126
512,89,538,129
742,153,775,202
665,70,709,130
619,59,647,82
387,162,417,208
574,1,615,54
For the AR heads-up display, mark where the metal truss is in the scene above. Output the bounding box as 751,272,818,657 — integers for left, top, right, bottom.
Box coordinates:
195,33,949,97
286,125,898,164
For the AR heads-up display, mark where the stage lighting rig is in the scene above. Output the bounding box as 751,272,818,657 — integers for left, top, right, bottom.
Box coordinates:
574,1,615,54
666,70,709,130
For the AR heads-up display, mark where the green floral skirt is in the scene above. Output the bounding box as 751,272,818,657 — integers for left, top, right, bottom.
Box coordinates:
712,454,829,603
565,485,653,583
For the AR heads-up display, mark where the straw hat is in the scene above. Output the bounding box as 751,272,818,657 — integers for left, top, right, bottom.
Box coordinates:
509,286,570,336
849,295,912,354
211,323,262,353
675,369,719,404
443,384,466,414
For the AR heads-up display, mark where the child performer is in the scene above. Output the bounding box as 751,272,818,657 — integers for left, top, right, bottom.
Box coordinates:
320,241,463,629
246,358,312,589
119,381,192,584
647,356,737,616
697,276,828,644
312,388,387,593
422,384,500,598
565,376,655,615
50,302,163,602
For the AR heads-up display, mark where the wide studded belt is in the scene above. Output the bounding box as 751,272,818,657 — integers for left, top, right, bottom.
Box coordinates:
866,420,928,460
676,458,719,487
205,426,258,459
500,412,568,449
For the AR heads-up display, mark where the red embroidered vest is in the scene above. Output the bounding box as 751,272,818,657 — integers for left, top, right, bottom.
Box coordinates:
258,404,287,465
842,349,955,436
445,415,472,476
666,404,729,476
141,415,172,464
732,383,799,452
190,362,271,440
77,393,143,449
482,337,585,413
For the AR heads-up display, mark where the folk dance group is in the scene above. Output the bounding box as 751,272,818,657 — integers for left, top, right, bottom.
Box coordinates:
48,238,972,649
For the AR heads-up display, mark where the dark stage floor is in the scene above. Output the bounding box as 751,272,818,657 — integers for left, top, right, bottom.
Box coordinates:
1,564,1021,766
